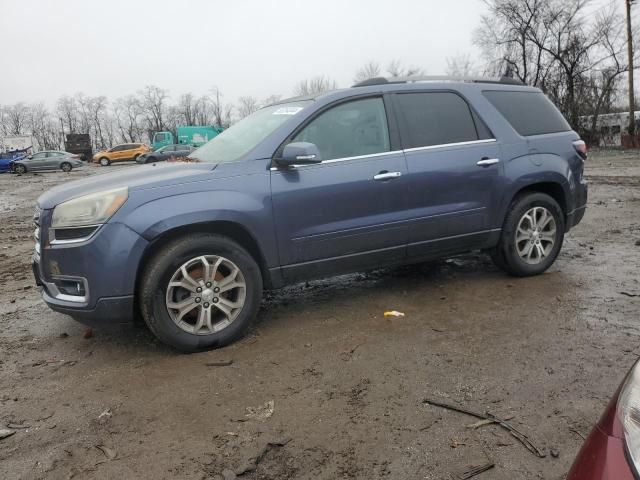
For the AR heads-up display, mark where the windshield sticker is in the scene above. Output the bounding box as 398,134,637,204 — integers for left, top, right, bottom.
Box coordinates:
273,106,304,115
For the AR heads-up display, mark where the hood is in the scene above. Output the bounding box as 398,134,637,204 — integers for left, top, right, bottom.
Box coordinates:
38,162,216,209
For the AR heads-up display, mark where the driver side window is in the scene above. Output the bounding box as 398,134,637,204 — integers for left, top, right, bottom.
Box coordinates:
292,97,390,161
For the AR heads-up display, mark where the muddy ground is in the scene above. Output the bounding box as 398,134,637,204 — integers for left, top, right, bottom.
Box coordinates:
0,151,639,480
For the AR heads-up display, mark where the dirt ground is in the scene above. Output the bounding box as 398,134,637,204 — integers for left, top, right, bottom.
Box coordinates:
0,151,639,480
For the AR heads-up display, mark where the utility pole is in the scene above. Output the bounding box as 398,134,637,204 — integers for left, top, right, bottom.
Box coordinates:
626,0,636,140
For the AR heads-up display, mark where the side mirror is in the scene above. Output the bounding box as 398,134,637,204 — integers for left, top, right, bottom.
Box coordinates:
278,142,322,167
27,155,33,159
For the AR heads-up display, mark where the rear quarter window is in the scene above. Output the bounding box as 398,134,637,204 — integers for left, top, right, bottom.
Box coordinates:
483,90,570,136
396,92,487,149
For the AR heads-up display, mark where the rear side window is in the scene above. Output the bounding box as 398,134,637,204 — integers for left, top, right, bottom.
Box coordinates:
293,97,390,160
396,92,483,149
483,90,570,136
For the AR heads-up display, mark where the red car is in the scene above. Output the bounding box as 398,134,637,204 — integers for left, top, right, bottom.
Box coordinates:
567,360,640,479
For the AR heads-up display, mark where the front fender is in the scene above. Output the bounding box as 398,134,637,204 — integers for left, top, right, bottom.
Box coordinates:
120,187,278,268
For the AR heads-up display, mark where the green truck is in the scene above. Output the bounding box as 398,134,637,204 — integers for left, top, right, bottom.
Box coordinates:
151,125,224,151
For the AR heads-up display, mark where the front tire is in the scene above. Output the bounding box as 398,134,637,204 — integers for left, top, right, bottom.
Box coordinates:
99,157,110,166
14,164,26,174
140,234,263,352
491,192,565,276
61,162,72,172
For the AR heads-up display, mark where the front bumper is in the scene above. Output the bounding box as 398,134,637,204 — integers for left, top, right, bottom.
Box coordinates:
43,289,135,326
33,209,148,324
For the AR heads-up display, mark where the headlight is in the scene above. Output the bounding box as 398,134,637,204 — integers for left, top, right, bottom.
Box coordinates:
52,187,128,228
618,360,640,475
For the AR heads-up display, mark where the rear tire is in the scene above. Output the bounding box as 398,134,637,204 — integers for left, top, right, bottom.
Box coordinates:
491,192,565,277
61,162,72,172
99,157,110,166
140,234,263,352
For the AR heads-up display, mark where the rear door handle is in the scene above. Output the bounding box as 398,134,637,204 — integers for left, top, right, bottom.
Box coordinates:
373,171,402,181
477,158,500,167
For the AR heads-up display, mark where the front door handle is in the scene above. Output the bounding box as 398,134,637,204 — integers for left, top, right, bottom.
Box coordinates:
373,171,402,181
477,158,500,167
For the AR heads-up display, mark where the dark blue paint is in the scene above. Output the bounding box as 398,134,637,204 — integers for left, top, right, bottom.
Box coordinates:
34,81,588,322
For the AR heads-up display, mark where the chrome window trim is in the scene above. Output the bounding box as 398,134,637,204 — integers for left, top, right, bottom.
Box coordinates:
49,224,102,245
270,139,498,171
270,149,403,170
403,138,497,154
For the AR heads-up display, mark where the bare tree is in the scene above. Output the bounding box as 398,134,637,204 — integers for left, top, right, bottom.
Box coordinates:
209,87,234,128
237,96,260,119
446,54,477,77
193,96,214,125
114,96,143,143
353,61,382,83
138,85,169,137
386,60,424,78
293,76,338,96
475,0,549,85
28,103,59,149
582,7,634,141
56,95,79,134
475,0,636,132
2,102,30,135
262,94,282,106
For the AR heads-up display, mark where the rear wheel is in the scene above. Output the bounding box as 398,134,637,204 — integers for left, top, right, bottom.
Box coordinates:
491,192,565,276
14,164,26,174
61,162,72,172
99,157,110,166
140,234,263,352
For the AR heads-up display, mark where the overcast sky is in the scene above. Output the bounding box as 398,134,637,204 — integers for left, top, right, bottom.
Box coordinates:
0,0,492,105
0,0,622,107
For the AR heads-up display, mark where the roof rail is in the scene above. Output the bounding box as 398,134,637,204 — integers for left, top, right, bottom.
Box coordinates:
351,75,524,87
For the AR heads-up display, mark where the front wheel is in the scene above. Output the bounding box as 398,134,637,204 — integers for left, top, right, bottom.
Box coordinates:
14,164,27,174
491,192,565,277
99,157,110,166
140,234,263,352
61,162,72,172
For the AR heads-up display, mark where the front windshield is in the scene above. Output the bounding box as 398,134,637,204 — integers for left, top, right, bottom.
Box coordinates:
190,101,311,163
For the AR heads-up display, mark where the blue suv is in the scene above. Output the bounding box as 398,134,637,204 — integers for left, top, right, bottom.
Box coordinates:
33,76,588,352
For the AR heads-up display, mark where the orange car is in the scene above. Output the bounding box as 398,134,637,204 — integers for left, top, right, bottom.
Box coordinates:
93,143,150,166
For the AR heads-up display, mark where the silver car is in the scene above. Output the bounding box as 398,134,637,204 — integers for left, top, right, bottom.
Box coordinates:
12,151,84,174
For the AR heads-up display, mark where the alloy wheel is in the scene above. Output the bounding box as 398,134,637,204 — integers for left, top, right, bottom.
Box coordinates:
165,255,247,335
515,206,557,264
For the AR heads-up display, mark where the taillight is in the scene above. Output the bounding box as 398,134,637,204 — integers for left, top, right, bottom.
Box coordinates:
573,140,587,160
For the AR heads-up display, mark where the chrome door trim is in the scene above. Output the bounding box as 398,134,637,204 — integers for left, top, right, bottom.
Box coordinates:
270,149,404,170
403,138,497,154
